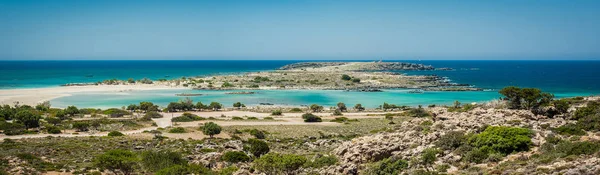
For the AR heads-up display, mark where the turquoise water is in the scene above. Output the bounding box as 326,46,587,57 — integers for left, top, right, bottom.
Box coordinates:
0,60,598,108
50,89,595,109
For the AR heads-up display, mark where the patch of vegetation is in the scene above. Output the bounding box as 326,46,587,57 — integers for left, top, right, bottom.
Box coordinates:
222,151,250,163
271,110,283,116
231,116,244,120
364,157,408,175
171,113,205,122
499,86,554,110
94,149,138,175
302,113,322,122
140,150,187,172
253,153,307,174
435,131,468,151
107,131,125,137
168,127,187,133
245,139,270,157
289,108,303,112
304,155,338,168
144,111,163,119
468,126,533,155
553,123,586,136
330,117,358,123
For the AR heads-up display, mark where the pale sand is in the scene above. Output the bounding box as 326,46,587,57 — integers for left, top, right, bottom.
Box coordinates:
0,84,185,106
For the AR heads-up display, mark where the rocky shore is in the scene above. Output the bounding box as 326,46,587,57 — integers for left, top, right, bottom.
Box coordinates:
278,61,435,71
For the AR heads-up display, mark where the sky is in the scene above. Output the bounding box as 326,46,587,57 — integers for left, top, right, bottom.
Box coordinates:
0,0,599,60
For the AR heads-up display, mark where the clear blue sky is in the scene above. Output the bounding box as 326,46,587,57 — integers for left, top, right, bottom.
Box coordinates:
1,0,599,60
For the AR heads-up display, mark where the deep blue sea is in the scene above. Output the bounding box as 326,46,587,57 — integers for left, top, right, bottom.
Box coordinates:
1,60,599,108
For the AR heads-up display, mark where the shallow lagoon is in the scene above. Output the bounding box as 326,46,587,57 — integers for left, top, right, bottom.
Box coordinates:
50,89,595,109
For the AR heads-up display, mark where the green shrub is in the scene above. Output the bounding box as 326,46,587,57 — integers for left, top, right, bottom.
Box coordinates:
168,127,186,133
364,157,408,175
247,117,259,120
302,113,322,122
407,106,430,117
341,74,352,81
222,151,250,163
72,122,90,132
245,139,270,157
271,110,283,116
46,126,62,134
332,109,343,116
263,117,274,120
102,108,131,117
464,147,489,163
1,122,25,135
305,155,338,168
331,117,349,123
94,149,138,175
554,141,600,156
468,126,533,155
573,101,599,120
156,164,213,175
171,113,205,122
553,124,586,136
232,116,244,120
249,129,266,139
435,131,467,151
289,108,303,112
253,153,307,174
144,111,163,119
107,131,125,137
141,150,187,172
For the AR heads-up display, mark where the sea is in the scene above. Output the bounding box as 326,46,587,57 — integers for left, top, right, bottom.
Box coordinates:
1,60,599,108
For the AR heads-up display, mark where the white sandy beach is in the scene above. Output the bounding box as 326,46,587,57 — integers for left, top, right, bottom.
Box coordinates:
0,84,185,106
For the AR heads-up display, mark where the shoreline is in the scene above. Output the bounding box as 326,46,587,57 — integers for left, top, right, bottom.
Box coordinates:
0,84,186,106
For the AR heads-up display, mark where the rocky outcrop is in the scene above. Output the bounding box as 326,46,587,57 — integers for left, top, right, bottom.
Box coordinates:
278,62,435,71
330,107,572,174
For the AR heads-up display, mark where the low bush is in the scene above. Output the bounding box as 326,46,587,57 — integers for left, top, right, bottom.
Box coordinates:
156,164,213,175
168,127,186,133
245,139,270,157
144,111,163,119
222,151,250,163
305,155,338,168
171,113,205,122
102,108,131,117
468,126,533,155
364,157,408,175
253,153,307,174
249,129,266,139
302,113,322,122
553,124,586,136
141,150,187,172
46,126,62,134
107,131,125,137
289,108,303,112
332,109,343,116
232,116,244,120
271,110,283,116
263,117,274,120
435,131,468,151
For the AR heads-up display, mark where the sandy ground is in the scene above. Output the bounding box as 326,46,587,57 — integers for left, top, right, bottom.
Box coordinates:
0,84,185,106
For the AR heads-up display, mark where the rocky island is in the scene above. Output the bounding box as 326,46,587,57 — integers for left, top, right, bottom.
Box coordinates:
84,61,480,91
